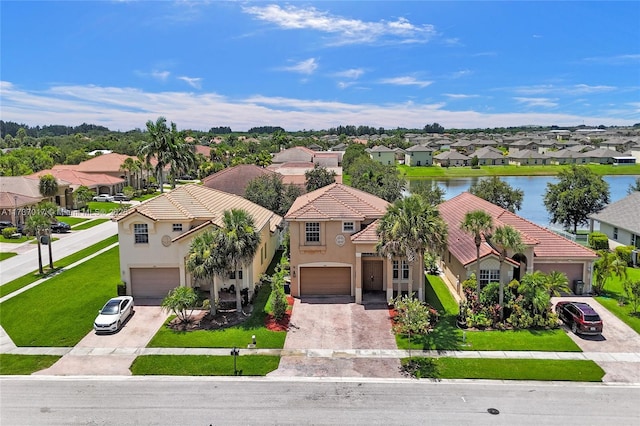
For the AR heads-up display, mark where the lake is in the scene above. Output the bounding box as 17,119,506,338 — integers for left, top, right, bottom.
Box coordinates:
408,175,640,229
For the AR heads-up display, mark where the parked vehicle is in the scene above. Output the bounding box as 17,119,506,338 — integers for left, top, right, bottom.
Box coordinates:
94,296,134,333
57,207,71,216
0,221,15,230
555,301,603,335
92,194,114,202
113,193,130,201
50,221,71,233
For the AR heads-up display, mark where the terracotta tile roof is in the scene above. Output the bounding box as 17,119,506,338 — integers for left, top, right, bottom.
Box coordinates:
55,153,134,173
30,169,123,189
285,183,389,221
116,184,283,232
350,220,380,243
589,192,640,234
439,192,597,266
201,164,277,196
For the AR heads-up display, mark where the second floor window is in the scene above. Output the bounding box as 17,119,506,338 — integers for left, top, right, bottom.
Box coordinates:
134,223,148,244
613,227,618,240
342,221,355,233
172,223,183,232
305,222,320,243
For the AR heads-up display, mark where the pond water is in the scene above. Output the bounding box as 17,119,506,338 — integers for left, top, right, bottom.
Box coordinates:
407,175,639,229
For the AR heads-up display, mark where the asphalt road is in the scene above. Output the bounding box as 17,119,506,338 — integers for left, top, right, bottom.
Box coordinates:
0,220,117,285
1,377,639,425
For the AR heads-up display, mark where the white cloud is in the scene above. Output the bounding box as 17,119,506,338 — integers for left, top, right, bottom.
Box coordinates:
513,84,616,96
333,68,365,79
378,76,432,88
583,54,640,65
151,70,170,81
281,58,318,75
1,81,636,132
514,97,558,108
444,93,480,99
177,76,202,89
242,4,436,45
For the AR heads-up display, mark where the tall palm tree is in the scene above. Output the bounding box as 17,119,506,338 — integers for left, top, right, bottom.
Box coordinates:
491,225,524,320
38,174,58,201
220,209,261,311
460,209,494,294
376,195,448,299
38,201,57,270
167,135,196,189
139,117,171,193
24,214,51,274
120,157,140,189
186,229,228,315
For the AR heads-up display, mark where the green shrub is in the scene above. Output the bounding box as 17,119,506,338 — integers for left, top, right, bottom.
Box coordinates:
479,282,500,306
2,227,17,238
615,245,634,266
588,232,609,250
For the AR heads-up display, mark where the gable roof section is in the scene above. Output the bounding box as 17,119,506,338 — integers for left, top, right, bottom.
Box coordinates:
439,192,596,266
55,153,134,173
350,220,380,244
201,164,277,196
588,192,640,234
285,183,389,221
0,176,45,208
116,184,283,233
30,169,123,189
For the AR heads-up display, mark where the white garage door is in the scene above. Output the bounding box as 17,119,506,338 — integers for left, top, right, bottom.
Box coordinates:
300,267,351,295
130,267,180,300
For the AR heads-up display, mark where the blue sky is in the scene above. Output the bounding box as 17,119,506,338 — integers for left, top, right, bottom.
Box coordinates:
1,1,639,131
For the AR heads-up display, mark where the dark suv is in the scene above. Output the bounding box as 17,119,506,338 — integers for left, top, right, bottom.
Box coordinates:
555,301,603,335
0,221,15,231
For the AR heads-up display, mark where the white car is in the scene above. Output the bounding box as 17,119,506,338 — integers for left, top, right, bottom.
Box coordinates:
92,194,114,202
94,296,134,332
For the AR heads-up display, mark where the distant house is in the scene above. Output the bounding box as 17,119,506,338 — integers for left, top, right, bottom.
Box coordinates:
367,145,395,165
546,149,589,165
473,146,506,166
272,146,315,164
0,176,70,224
404,145,434,166
584,148,618,164
201,164,278,197
589,192,640,250
267,162,342,190
508,149,549,166
434,150,469,167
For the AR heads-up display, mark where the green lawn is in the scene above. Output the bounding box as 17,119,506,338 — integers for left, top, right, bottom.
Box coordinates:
0,235,118,298
0,246,120,346
403,357,604,381
84,201,131,214
398,163,640,178
72,218,110,230
0,252,18,261
133,192,160,202
0,354,61,375
0,235,33,244
55,216,88,226
130,355,280,376
397,275,581,352
596,267,640,334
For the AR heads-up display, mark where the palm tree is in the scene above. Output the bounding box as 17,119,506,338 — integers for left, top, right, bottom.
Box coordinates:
219,209,261,311
24,214,51,274
460,209,494,294
518,271,551,315
545,271,571,296
376,195,448,300
167,136,196,189
139,117,171,193
120,157,141,189
186,229,229,315
490,225,524,320
593,251,627,295
38,174,58,201
38,201,57,269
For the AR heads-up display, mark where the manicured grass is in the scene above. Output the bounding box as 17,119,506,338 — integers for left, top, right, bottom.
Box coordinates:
596,267,640,334
84,201,131,214
0,235,33,244
403,357,605,381
0,354,61,375
398,164,640,178
55,216,88,226
133,192,160,202
72,218,110,230
0,235,118,298
130,355,280,376
0,252,18,261
396,275,581,351
0,246,120,346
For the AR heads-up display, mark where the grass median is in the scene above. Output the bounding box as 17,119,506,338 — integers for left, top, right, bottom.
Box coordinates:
398,163,640,178
130,355,280,376
0,354,61,375
72,218,110,230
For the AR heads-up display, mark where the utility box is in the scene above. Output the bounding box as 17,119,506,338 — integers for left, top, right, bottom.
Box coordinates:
574,280,584,295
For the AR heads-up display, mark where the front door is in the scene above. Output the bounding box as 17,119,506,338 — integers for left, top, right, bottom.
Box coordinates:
362,260,383,292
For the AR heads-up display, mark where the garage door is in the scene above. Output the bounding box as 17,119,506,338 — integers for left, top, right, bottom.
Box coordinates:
535,263,584,290
300,267,351,295
130,268,180,299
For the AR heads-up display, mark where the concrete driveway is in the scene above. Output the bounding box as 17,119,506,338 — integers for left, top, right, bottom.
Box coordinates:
34,306,168,376
552,296,640,383
269,295,402,378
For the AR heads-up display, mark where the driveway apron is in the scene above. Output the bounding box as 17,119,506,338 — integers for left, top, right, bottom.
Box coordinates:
269,295,402,378
34,306,168,376
552,296,640,383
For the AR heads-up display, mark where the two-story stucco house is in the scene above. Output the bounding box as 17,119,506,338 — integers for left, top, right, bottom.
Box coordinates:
367,145,396,166
116,184,283,301
285,183,428,304
404,145,434,166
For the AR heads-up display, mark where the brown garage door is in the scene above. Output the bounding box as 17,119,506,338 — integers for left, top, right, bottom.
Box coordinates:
535,263,584,289
300,267,351,295
130,267,180,299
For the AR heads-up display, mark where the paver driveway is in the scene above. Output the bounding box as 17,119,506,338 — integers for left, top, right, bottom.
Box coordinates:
34,306,168,376
269,295,402,378
552,296,640,383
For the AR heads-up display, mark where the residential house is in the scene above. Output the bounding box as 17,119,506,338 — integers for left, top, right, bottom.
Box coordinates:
116,184,283,301
508,149,549,165
404,145,434,166
439,192,598,295
472,147,507,166
285,183,428,304
583,148,618,164
450,139,476,155
271,146,315,164
52,152,139,193
30,169,124,206
0,176,69,224
367,145,396,165
589,192,640,250
434,150,469,167
267,162,343,190
202,164,278,197
508,139,540,154
546,149,589,165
